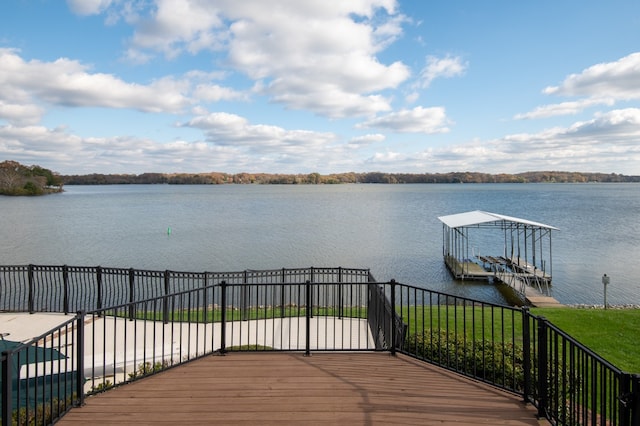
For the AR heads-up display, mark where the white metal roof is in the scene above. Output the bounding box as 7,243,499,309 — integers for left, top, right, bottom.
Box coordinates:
437,210,559,230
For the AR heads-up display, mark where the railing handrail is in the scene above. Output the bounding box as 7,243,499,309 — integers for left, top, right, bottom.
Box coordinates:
1,265,638,425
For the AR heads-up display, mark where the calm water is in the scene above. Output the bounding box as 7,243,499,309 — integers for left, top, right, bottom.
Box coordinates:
1,183,639,306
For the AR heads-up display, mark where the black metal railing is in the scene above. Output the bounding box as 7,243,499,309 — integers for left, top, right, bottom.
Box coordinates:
1,265,639,426
395,285,640,426
0,265,373,314
81,278,389,396
1,315,84,426
532,316,640,425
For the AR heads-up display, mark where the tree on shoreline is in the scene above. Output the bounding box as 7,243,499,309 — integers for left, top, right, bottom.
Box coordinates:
61,170,640,185
0,161,63,195
2,159,639,191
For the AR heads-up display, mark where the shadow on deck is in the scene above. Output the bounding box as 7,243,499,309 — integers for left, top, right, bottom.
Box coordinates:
59,352,542,425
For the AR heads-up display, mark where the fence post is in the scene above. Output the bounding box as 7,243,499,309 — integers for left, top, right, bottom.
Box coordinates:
76,311,85,407
1,350,12,426
337,267,343,319
305,280,311,357
96,266,103,313
620,373,632,426
202,272,209,325
632,374,640,426
390,279,396,356
309,268,314,319
128,268,135,321
63,265,70,314
621,373,640,426
163,271,170,325
522,307,532,403
537,316,549,420
28,263,35,313
220,281,227,354
280,268,286,319
242,271,248,321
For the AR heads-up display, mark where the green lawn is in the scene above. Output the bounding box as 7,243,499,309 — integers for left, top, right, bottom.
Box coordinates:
121,305,368,323
531,307,640,373
121,304,640,373
400,305,640,373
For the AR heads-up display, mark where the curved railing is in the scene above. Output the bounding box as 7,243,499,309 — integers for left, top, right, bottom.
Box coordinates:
1,265,639,426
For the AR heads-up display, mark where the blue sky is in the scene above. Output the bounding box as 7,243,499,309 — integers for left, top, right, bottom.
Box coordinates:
1,0,639,175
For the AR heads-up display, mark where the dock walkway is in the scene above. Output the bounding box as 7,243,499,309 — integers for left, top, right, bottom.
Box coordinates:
445,256,562,307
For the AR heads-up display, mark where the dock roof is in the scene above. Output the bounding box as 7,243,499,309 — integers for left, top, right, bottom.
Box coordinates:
438,210,559,230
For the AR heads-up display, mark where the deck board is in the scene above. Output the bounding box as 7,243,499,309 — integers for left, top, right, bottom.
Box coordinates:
59,352,542,425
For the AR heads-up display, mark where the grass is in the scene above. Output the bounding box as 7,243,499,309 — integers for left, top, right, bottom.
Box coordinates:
400,304,522,342
400,304,640,373
531,307,640,373
114,304,640,373
116,305,368,323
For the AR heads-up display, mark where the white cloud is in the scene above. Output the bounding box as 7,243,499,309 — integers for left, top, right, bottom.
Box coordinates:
418,55,467,88
129,0,227,59
118,0,410,118
0,102,44,126
514,98,615,120
193,84,246,102
3,108,640,175
515,52,640,120
0,49,191,119
0,49,251,127
184,112,337,156
363,108,640,174
544,52,640,100
267,82,393,119
0,122,246,174
357,106,452,133
349,133,386,147
452,108,640,173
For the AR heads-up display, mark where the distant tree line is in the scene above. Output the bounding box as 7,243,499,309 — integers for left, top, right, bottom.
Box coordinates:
61,170,640,185
0,160,63,195
2,161,638,194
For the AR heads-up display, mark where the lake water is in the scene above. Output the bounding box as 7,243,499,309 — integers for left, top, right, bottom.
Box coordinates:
1,183,639,306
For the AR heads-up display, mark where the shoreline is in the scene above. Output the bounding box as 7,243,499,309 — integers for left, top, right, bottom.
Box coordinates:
566,304,640,310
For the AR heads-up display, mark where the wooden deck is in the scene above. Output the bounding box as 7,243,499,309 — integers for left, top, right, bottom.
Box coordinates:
59,352,543,425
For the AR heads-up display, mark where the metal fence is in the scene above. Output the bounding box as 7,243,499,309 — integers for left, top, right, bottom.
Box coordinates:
1,315,83,426
0,265,372,314
1,265,639,425
395,284,640,426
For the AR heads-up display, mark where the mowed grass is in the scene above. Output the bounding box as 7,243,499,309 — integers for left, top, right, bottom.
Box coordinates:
400,305,640,373
124,304,640,372
531,307,640,373
123,305,368,323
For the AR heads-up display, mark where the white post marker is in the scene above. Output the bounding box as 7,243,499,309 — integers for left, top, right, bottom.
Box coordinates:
602,274,610,309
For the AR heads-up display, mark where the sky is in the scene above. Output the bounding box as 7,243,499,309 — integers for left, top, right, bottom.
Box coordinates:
1,0,639,176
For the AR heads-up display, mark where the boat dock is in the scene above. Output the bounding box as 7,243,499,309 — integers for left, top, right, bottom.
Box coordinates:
445,255,562,307
439,211,562,307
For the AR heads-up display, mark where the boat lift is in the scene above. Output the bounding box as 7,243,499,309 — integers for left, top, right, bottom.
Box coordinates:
438,210,559,302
